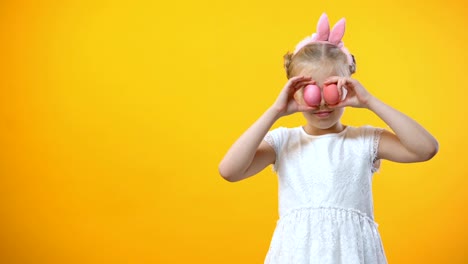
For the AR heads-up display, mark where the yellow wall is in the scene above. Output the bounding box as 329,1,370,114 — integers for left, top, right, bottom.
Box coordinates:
1,0,466,263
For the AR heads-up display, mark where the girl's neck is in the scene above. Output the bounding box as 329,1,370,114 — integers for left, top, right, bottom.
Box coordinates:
303,123,346,136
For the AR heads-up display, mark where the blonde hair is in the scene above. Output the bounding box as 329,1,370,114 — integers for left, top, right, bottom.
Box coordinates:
283,42,356,80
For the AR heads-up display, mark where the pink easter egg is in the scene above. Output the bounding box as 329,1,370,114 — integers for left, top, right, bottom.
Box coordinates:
303,84,321,106
323,83,340,105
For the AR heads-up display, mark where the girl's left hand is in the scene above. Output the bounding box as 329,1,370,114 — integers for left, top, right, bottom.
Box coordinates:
323,77,375,108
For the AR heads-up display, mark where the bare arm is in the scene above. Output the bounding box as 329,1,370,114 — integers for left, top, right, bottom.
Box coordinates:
325,77,439,163
218,108,279,182
367,97,438,162
218,76,316,182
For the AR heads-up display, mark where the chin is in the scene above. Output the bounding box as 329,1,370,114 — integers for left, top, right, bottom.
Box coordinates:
315,120,340,129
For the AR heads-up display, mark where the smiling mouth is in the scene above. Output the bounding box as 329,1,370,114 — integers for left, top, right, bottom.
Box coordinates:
313,110,333,117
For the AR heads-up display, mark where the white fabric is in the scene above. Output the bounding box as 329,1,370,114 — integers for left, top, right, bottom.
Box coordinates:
263,125,387,264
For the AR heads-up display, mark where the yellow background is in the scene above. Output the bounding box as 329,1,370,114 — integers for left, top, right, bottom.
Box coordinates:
1,0,466,263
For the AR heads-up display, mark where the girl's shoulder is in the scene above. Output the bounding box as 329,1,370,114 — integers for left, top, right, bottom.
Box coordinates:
264,126,301,151
266,125,301,135
266,126,303,139
345,125,384,165
345,125,383,137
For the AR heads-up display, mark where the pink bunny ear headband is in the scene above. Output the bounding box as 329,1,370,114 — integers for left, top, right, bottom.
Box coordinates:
293,13,356,72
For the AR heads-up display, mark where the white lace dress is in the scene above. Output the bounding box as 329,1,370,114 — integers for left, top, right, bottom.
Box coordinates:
263,125,388,264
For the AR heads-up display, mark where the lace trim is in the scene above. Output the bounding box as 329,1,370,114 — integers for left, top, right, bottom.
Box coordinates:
371,128,384,174
263,133,275,152
263,134,277,172
280,205,379,227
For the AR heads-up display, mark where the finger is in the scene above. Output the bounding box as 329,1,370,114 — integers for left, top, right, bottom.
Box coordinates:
291,80,315,92
336,78,344,98
342,77,354,89
340,85,348,100
340,78,352,94
292,75,312,82
284,76,308,92
290,75,308,81
337,82,343,100
290,76,310,86
295,78,314,86
297,80,316,88
289,82,306,94
287,76,309,87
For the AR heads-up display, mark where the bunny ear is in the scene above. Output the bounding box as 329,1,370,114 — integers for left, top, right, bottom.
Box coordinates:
329,18,346,45
311,33,318,41
315,13,330,41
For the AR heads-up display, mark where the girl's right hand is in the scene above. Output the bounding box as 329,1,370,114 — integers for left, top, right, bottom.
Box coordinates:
271,76,318,117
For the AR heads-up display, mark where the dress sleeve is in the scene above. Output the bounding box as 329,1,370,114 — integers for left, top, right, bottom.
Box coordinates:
362,126,384,174
263,127,286,172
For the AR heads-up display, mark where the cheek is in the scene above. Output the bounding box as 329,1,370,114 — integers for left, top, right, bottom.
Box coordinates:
332,108,345,119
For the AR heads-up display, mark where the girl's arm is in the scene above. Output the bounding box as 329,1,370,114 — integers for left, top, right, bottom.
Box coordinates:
218,76,316,182
325,77,439,163
218,108,278,182
367,97,438,162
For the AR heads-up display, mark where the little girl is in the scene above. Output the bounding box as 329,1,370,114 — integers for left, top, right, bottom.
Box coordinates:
218,13,438,264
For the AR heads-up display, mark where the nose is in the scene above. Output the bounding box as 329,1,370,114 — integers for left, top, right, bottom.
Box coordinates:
318,87,327,108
